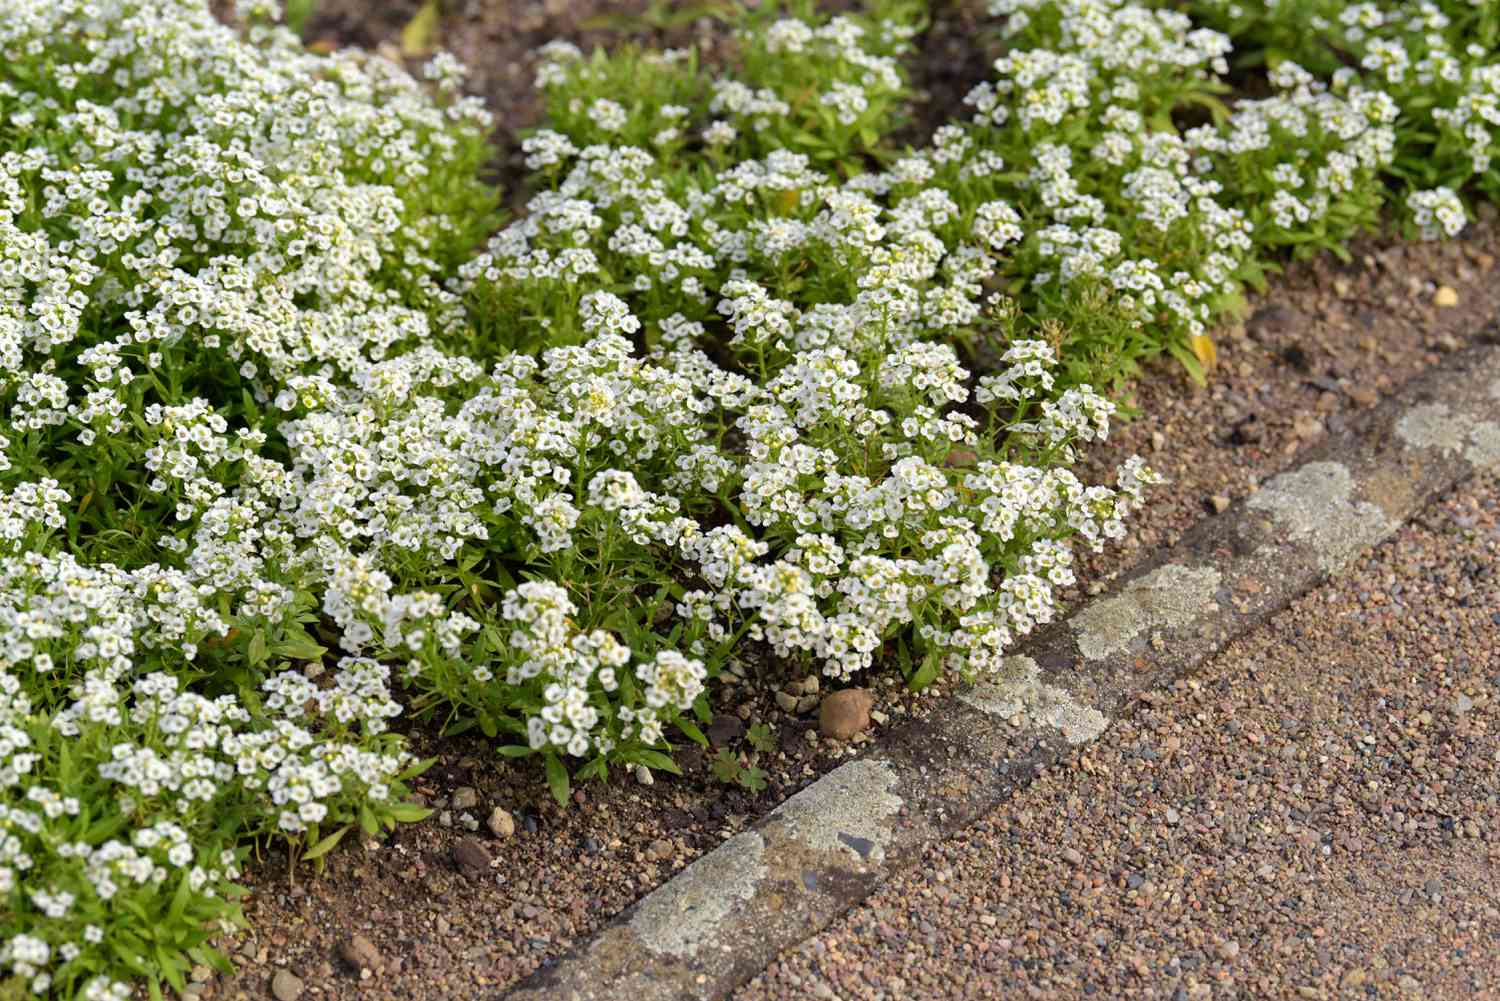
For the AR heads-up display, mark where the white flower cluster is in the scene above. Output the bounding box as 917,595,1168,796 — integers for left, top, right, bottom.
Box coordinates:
1190,0,1500,210
5,0,1494,994
0,0,494,992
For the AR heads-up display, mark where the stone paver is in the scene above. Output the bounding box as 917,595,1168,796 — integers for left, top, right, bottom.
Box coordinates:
737,472,1500,1000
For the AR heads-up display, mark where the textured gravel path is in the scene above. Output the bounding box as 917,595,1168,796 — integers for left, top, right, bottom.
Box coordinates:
736,473,1500,1001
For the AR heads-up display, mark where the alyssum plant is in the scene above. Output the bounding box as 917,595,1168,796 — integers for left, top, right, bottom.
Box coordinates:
3,0,1500,995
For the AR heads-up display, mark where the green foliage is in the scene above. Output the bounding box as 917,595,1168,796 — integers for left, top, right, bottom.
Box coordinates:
710,748,769,792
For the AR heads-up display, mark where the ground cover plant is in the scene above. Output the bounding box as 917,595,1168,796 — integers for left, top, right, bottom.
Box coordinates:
2,0,1499,996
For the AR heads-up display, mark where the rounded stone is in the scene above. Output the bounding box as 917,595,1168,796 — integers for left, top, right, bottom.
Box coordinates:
819,688,875,741
270,969,303,1001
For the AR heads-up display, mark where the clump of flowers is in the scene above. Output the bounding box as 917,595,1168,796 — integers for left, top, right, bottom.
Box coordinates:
5,0,1500,995
0,0,491,993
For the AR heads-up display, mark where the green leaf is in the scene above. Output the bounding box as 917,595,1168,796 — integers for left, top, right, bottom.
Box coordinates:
1167,341,1207,386
477,712,498,738
110,937,150,975
358,802,379,837
746,722,775,754
272,627,326,661
497,744,534,758
302,824,351,861
154,943,185,993
386,802,434,823
907,649,941,691
189,944,237,977
544,753,571,807
167,868,192,925
120,896,151,925
630,748,682,775
442,716,478,737
398,755,438,781
676,719,709,748
710,749,740,784
246,628,267,666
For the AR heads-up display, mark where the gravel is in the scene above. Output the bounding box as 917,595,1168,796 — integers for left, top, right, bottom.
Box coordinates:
736,473,1500,1001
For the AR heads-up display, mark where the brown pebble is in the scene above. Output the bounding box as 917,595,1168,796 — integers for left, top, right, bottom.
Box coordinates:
944,448,978,467
487,806,515,839
820,688,875,741
452,836,492,877
337,934,382,974
1209,495,1231,514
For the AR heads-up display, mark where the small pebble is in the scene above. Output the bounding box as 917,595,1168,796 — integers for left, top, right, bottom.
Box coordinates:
337,935,382,975
707,713,745,747
452,836,492,878
450,786,478,810
270,969,303,1001
1433,285,1459,308
487,806,515,839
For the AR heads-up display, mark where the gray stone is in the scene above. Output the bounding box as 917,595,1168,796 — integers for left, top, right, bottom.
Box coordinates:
270,969,303,1001
768,759,902,865
628,831,767,958
1072,563,1221,661
960,657,1109,745
1247,462,1395,574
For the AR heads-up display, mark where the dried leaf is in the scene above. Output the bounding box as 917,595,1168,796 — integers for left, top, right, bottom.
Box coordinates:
399,0,440,59
1188,332,1218,372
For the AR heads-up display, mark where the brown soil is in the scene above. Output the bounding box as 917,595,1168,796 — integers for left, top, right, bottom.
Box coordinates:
190,6,1500,1001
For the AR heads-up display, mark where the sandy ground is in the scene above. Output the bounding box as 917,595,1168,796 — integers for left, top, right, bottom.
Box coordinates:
737,472,1500,1000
